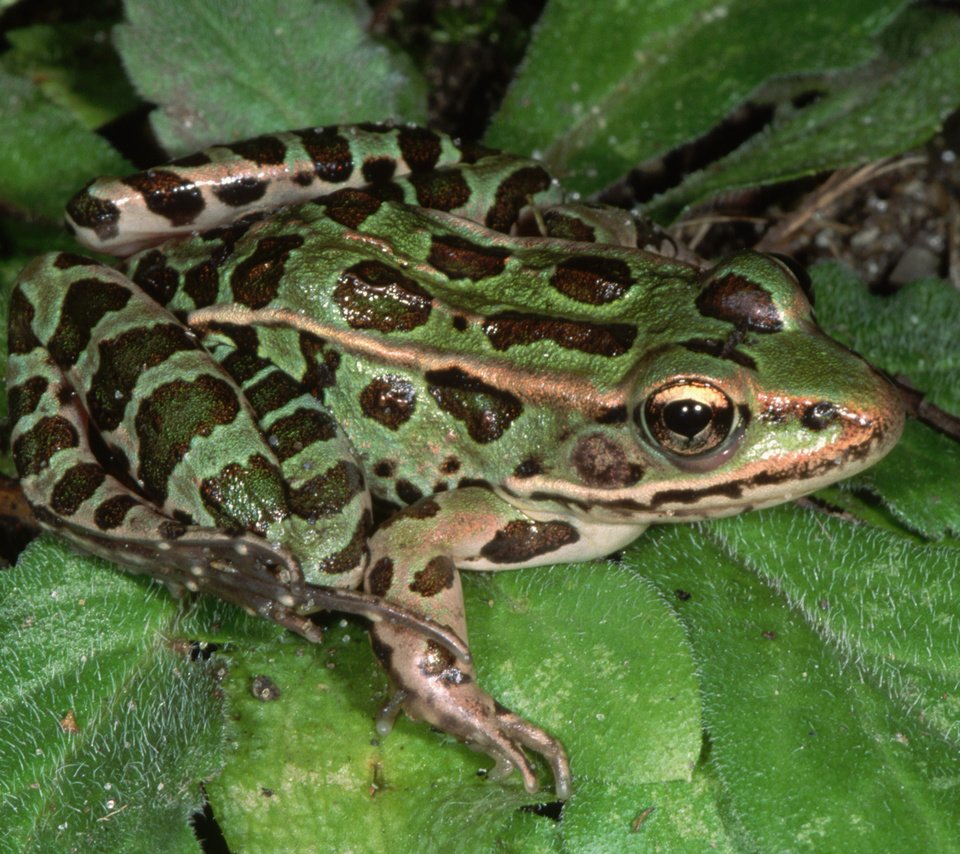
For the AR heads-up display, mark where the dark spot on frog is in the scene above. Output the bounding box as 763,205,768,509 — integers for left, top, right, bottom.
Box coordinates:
483,311,637,357
674,589,692,601
452,315,469,331
288,460,365,519
8,376,48,420
293,126,353,183
572,433,643,488
335,261,432,332
513,458,543,478
168,151,212,168
320,187,383,228
50,463,105,517
93,494,140,530
428,235,509,281
361,156,397,183
440,456,461,475
409,170,471,212
397,125,443,171
213,176,268,208
396,479,424,505
373,459,396,478
485,165,552,232
378,497,442,530
432,480,450,493
231,234,305,309
8,287,41,355
409,555,455,597
251,674,281,702
227,134,288,166
136,375,241,504
299,333,340,394
367,556,394,597
47,277,132,367
88,324,199,431
314,508,372,575
761,630,778,640
419,640,461,679
132,250,181,305
53,252,101,269
541,210,597,242
802,401,839,431
267,407,338,461
183,259,220,307
426,367,522,443
245,371,307,417
200,453,288,535
122,169,205,227
696,274,784,333
12,415,79,477
261,787,274,798
172,509,195,526
158,520,187,540
359,375,417,429
479,519,579,564
595,405,627,424
292,171,314,187
66,183,121,240
550,256,634,305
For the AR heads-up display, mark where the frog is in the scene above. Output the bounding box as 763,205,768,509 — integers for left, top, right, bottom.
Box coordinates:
6,123,905,799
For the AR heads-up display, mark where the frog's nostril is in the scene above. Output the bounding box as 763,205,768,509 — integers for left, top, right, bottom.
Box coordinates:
801,401,839,431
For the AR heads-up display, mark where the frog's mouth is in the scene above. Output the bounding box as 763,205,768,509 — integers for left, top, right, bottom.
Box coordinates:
504,378,905,525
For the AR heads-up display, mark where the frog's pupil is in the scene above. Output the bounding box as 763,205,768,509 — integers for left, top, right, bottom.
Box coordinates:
664,399,712,438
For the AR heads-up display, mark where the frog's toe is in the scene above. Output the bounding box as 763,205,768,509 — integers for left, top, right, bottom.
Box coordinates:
372,624,571,798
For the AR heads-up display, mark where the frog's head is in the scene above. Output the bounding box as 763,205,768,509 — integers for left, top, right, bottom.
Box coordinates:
508,251,905,524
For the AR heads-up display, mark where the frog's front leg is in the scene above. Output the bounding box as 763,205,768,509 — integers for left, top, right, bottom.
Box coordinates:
365,486,607,799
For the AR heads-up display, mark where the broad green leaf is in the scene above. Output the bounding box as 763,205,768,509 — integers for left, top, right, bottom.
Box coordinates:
0,68,130,220
489,0,906,194
639,512,960,851
0,536,224,853
648,6,960,220
206,562,702,851
3,22,138,129
115,0,428,154
562,773,737,853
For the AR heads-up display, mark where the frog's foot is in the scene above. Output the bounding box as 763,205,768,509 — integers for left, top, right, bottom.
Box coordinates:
372,622,572,799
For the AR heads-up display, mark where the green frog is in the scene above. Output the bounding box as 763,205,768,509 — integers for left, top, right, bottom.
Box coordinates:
6,123,904,798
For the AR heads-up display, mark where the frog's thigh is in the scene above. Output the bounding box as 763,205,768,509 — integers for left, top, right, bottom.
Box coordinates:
8,257,307,616
204,332,370,588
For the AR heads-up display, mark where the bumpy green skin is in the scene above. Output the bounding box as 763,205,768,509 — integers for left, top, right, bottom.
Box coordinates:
7,123,904,798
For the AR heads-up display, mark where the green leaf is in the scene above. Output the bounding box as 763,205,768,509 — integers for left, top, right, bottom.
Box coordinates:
115,0,428,154
647,5,960,220
489,0,906,194
206,562,702,851
3,22,138,129
0,68,130,220
640,512,960,851
0,536,225,853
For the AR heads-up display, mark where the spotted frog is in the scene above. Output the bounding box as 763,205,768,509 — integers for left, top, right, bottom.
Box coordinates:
7,124,904,797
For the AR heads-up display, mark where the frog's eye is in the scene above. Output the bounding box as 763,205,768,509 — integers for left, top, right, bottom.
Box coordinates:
638,381,735,457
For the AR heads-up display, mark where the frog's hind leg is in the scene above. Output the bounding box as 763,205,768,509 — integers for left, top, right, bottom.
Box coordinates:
365,486,589,798
7,253,465,654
